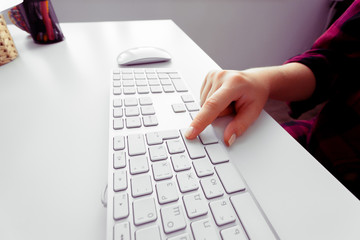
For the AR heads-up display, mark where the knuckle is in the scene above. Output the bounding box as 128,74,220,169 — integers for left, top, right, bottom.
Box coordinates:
203,97,221,111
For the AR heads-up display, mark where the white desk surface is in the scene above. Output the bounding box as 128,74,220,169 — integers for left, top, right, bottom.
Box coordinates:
1,20,359,240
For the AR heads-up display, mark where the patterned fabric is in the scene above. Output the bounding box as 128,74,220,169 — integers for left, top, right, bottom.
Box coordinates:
284,0,360,198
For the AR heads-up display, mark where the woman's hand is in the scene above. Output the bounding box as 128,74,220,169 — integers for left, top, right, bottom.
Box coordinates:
185,69,270,146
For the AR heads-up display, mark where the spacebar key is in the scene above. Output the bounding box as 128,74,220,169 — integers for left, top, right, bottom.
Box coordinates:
128,134,146,156
231,193,276,240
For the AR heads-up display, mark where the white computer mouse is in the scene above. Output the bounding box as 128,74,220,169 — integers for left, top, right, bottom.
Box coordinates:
117,46,172,66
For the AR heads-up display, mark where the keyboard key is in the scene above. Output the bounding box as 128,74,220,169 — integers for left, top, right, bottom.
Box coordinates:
150,85,162,93
139,96,153,105
205,143,229,164
133,197,157,225
126,117,142,128
209,199,236,226
113,119,124,130
140,106,155,115
172,79,188,92
180,129,206,159
123,80,135,87
113,108,123,118
123,87,136,94
192,157,214,177
125,107,140,117
113,151,126,169
113,87,122,95
124,97,138,106
148,79,160,86
215,163,246,194
161,205,187,234
172,103,186,113
156,180,179,204
181,94,194,103
136,80,147,86
198,125,219,145
163,85,175,93
231,193,276,239
146,132,163,145
135,73,146,80
177,171,199,193
185,102,200,112
149,144,168,161
166,139,185,154
137,86,150,94
200,175,224,199
113,136,125,150
113,98,122,107
171,154,191,172
127,134,146,156
113,193,129,220
131,174,153,197
183,192,208,218
114,222,130,240
113,170,128,191
168,233,191,240
152,160,173,180
220,225,248,240
160,130,180,140
136,226,161,240
143,115,158,127
129,155,149,174
191,219,218,240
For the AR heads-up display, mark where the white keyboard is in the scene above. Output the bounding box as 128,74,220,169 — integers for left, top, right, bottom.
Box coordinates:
106,69,277,240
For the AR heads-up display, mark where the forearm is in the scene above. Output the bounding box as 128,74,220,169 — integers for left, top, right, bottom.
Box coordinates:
243,62,316,102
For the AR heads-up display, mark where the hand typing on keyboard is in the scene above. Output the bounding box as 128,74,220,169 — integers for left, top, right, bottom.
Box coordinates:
185,64,315,146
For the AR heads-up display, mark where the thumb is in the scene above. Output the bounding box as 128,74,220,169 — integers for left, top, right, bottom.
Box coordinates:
223,103,263,146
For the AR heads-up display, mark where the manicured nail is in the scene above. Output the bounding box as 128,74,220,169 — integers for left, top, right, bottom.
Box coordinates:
228,133,236,146
184,126,194,138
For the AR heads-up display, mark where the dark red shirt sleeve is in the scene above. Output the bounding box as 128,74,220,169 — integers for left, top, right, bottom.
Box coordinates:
285,0,360,118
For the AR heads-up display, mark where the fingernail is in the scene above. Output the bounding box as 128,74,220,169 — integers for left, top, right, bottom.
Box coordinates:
184,126,194,138
228,133,236,146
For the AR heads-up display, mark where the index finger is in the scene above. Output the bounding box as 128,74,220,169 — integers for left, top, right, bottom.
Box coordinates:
185,86,235,139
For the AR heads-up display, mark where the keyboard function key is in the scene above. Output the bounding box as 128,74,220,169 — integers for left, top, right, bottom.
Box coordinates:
181,94,194,103
185,102,200,112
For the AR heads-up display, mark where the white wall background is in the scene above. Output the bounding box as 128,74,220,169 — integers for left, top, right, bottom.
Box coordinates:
51,0,331,69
